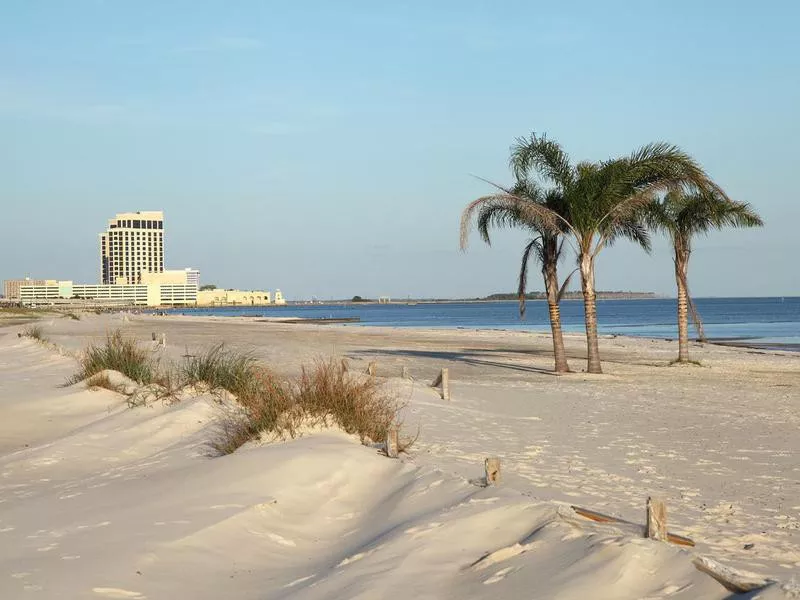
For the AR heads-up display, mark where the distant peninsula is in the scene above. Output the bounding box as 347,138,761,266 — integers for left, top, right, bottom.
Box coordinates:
324,291,659,304
482,291,658,301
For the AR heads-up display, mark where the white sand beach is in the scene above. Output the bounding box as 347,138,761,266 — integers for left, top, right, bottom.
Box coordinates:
1,313,798,599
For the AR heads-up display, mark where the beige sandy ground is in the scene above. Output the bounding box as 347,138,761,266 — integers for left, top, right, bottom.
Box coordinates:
1,312,798,599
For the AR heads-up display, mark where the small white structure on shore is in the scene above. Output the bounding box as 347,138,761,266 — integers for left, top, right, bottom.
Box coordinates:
195,288,286,306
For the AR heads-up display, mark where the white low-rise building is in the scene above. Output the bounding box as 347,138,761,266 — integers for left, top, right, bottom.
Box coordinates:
19,280,197,307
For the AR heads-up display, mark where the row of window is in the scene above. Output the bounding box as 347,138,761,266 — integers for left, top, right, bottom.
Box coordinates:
109,219,163,230
108,233,163,239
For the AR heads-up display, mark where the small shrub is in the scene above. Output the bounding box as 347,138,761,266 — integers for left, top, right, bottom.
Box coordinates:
182,344,258,396
68,330,153,385
21,325,47,343
295,359,399,444
209,411,253,456
210,358,406,456
86,372,128,394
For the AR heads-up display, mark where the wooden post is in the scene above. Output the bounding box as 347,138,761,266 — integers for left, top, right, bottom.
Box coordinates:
366,361,376,376
441,367,450,400
431,368,449,400
485,457,501,485
646,497,667,541
151,332,157,341
386,427,399,458
341,358,349,372
159,333,166,348
401,366,409,379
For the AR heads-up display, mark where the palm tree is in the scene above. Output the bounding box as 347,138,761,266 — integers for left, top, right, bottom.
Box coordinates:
647,190,763,363
510,133,728,373
461,179,574,373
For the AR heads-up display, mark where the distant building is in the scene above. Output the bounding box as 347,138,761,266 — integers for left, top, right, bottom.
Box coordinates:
196,289,273,306
100,211,164,285
19,280,197,307
3,278,55,300
184,268,200,289
274,289,286,305
141,269,190,286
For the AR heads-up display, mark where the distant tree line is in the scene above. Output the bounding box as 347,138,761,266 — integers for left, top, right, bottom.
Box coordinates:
483,291,656,301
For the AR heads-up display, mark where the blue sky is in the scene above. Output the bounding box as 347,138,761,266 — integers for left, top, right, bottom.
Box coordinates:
1,1,798,299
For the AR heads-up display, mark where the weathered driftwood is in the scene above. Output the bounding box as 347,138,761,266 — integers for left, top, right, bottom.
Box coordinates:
692,556,772,594
569,505,694,547
385,427,399,458
485,457,501,485
431,368,450,400
646,496,667,541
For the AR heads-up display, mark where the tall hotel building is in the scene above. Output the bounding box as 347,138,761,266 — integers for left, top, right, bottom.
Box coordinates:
100,211,164,284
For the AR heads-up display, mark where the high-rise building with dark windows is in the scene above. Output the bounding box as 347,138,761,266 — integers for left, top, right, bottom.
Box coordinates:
99,211,164,284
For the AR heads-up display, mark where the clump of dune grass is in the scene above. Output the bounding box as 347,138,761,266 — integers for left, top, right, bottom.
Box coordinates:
68,330,154,386
210,358,409,456
21,324,48,343
85,371,129,394
295,358,400,444
182,344,258,396
210,367,296,455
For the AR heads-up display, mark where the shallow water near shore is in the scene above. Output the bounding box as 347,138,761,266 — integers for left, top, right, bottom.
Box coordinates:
165,297,800,350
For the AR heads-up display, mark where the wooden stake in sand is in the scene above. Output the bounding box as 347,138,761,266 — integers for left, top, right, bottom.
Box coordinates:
431,368,450,400
366,361,376,376
646,497,667,541
341,358,349,372
401,366,410,379
570,505,694,547
386,427,399,458
485,457,501,485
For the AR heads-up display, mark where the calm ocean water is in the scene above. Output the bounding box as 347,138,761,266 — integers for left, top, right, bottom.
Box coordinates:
165,297,800,350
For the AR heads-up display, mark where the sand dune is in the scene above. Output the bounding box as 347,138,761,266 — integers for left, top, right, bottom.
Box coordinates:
1,315,798,598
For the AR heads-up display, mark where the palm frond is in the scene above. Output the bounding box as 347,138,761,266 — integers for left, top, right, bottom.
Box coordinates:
650,188,763,241
460,193,564,251
510,132,574,188
518,238,542,318
557,268,578,302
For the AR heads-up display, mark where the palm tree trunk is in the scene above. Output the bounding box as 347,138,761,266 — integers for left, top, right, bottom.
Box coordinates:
543,262,570,373
674,248,691,363
579,252,602,374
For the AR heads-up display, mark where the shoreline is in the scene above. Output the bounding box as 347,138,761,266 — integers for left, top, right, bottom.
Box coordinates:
143,312,800,356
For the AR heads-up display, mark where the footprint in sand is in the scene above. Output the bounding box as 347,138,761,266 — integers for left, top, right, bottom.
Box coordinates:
404,522,442,538
483,567,516,584
283,574,316,588
267,532,296,547
92,588,145,599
